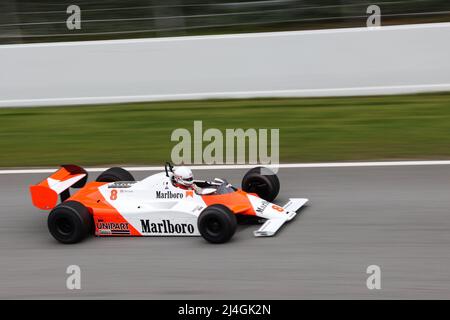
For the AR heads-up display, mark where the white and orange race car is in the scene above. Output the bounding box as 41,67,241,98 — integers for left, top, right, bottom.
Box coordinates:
29,163,308,244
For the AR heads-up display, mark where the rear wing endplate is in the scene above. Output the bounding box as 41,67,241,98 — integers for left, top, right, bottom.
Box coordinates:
29,165,87,210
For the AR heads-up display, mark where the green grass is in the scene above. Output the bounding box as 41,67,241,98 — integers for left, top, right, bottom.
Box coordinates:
1,93,450,167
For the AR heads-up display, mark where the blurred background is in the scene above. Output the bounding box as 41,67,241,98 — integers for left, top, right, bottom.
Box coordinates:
1,0,450,44
1,1,450,167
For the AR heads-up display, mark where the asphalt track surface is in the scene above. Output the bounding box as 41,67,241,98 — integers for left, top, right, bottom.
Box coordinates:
1,166,450,299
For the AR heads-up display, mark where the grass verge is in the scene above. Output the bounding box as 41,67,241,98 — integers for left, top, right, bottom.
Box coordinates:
1,93,450,167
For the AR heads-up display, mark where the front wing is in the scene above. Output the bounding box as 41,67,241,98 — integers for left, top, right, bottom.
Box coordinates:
254,198,308,237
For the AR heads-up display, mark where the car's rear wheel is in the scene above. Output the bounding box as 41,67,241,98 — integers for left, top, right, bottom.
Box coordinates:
47,201,92,244
198,204,237,244
241,166,280,202
96,167,135,182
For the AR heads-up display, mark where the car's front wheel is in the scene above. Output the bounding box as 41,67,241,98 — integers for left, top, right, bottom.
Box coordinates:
241,166,280,202
198,204,237,244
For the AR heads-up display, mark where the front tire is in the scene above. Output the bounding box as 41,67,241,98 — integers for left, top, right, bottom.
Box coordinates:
198,204,237,244
241,166,280,202
96,167,135,182
47,201,92,244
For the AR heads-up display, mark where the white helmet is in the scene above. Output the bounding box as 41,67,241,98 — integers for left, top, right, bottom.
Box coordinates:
173,166,194,187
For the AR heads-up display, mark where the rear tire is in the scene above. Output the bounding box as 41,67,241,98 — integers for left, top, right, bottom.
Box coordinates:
241,166,280,202
198,204,237,244
47,201,92,244
96,167,135,182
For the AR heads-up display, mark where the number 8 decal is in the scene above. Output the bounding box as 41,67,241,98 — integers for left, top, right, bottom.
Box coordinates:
110,189,118,200
272,204,284,212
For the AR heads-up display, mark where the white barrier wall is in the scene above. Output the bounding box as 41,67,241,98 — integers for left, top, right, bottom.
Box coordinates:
1,23,450,107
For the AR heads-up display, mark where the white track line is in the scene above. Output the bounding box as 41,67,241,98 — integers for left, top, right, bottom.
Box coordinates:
1,160,450,175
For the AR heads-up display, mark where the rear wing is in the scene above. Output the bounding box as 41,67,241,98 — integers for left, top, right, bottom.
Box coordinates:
29,165,88,210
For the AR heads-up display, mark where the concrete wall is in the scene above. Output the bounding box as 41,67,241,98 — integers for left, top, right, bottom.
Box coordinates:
1,23,450,107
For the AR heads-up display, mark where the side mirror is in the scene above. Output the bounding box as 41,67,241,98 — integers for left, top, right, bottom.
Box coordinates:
164,162,174,177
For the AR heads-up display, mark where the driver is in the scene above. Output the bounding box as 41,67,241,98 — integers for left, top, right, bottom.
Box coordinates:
172,166,219,195
172,166,199,192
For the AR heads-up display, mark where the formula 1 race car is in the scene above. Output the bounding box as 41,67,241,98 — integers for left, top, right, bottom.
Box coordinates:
29,163,308,244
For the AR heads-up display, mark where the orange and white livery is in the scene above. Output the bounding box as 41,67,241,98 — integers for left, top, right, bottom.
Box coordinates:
29,163,308,244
